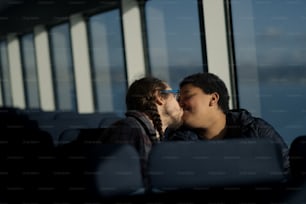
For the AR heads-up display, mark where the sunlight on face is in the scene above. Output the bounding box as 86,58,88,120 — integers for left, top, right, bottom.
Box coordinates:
179,84,213,128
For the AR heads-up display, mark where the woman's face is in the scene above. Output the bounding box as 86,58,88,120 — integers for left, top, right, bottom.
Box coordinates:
160,85,183,129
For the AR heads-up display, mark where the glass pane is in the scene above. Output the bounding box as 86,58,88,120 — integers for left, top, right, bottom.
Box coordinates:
145,0,205,88
231,0,306,145
49,23,77,111
21,33,40,109
88,9,127,114
0,41,13,106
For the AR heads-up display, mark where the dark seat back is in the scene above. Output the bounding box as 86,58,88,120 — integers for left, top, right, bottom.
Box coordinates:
148,139,287,191
55,143,144,202
0,107,55,203
289,135,306,183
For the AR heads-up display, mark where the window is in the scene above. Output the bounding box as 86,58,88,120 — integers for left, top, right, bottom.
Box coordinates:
88,9,127,114
49,23,77,111
20,33,40,109
145,0,206,88
231,0,306,145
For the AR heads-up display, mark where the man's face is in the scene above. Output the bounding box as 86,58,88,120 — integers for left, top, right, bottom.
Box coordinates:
179,84,215,128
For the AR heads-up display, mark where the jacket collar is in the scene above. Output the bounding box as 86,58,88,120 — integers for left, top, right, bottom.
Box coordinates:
125,110,157,139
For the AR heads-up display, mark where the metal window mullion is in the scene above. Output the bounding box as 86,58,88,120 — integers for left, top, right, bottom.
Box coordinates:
7,34,25,109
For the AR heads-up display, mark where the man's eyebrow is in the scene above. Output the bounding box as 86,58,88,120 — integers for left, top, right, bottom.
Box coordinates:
180,89,192,94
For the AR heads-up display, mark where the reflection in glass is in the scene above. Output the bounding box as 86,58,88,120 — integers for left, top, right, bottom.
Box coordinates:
231,0,306,145
49,23,77,111
145,0,205,88
21,33,40,109
0,41,12,106
88,9,127,114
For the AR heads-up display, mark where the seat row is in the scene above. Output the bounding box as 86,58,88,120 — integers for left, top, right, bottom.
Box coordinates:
1,107,306,203
2,136,301,203
1,132,306,203
0,107,123,146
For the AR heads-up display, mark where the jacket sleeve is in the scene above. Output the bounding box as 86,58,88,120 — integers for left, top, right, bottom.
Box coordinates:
254,118,290,180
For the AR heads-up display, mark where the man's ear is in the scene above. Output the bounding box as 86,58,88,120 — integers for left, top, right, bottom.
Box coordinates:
209,92,219,106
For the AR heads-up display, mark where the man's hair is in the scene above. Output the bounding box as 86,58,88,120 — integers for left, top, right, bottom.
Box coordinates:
126,76,167,138
180,72,230,113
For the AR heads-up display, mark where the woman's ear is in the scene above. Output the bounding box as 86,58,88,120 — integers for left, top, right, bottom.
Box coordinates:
209,92,219,106
155,92,165,106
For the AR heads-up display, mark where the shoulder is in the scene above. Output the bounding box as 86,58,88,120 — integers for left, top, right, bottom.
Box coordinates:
102,117,143,138
227,109,283,139
109,111,149,129
104,112,157,142
165,125,200,141
227,109,274,128
227,109,256,126
106,117,144,135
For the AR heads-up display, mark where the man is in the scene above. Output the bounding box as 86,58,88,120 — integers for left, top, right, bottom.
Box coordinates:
166,72,289,174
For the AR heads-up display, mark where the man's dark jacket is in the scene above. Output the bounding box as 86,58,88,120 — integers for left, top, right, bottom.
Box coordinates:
165,109,290,178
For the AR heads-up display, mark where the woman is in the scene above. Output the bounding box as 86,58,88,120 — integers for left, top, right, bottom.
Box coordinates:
101,76,183,188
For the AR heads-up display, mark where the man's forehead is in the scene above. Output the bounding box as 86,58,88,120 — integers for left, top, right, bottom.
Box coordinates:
180,84,200,93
